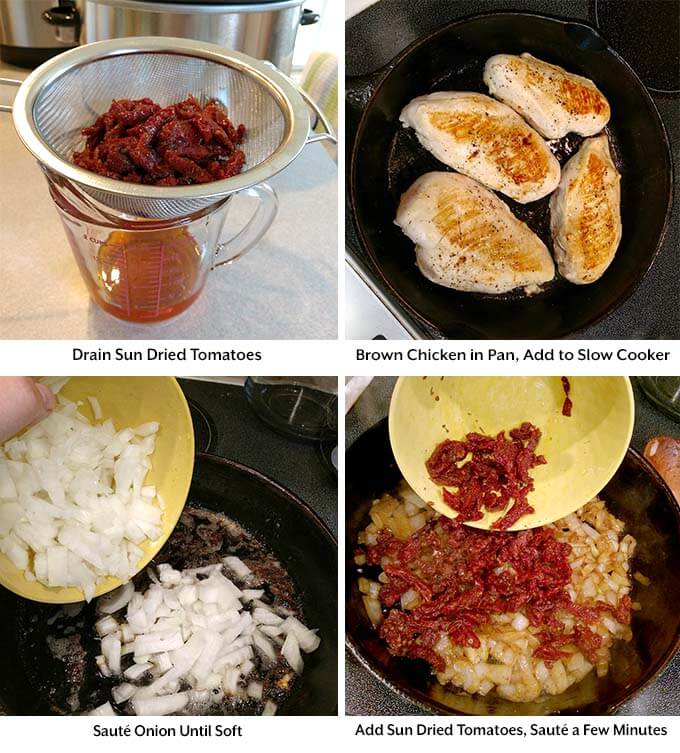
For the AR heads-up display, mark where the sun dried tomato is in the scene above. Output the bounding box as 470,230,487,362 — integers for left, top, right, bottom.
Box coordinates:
610,594,632,625
383,563,433,601
427,423,546,529
362,514,630,673
73,96,246,186
574,626,603,663
365,528,402,565
561,377,573,417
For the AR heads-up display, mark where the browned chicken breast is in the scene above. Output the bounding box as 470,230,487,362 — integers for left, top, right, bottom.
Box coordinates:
395,171,555,294
484,53,611,139
399,92,560,203
550,135,621,284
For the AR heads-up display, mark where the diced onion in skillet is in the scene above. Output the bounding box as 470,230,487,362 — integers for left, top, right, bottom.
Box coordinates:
93,559,321,716
88,701,116,716
246,681,263,700
95,615,119,637
99,581,135,614
132,693,189,716
223,556,252,580
281,632,303,674
111,683,136,704
124,662,152,681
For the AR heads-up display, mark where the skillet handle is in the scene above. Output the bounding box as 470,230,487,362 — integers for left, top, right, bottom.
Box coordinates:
564,21,609,51
346,63,396,148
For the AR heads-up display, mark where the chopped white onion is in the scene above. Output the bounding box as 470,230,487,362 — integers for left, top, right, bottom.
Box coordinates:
96,654,111,678
190,689,211,704
252,629,277,662
101,633,121,674
124,662,152,681
88,397,103,421
253,607,284,626
281,616,321,653
222,667,240,695
111,683,136,704
0,396,161,601
155,652,173,673
247,681,263,700
132,693,188,716
223,556,252,580
99,582,135,615
260,624,283,638
281,632,304,674
95,615,119,637
88,701,116,716
511,613,530,631
91,560,320,715
241,589,264,602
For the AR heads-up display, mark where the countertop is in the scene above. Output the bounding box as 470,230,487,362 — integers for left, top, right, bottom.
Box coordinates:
0,63,338,340
345,375,680,715
345,0,679,340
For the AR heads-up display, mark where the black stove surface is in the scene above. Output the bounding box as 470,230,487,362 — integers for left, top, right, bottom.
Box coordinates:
592,0,680,93
346,0,680,339
178,379,337,535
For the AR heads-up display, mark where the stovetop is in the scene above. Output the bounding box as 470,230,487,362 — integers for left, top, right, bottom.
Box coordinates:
177,378,337,535
346,0,679,340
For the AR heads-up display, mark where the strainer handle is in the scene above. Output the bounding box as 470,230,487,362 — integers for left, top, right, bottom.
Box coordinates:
0,77,21,113
297,86,337,145
213,183,278,269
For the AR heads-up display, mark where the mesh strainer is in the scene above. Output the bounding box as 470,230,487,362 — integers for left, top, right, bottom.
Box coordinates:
11,37,334,219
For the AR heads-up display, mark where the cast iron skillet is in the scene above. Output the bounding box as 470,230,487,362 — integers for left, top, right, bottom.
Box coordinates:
346,418,680,714
0,454,338,716
348,12,673,339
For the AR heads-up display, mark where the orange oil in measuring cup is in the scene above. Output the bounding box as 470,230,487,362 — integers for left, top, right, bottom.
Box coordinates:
85,227,202,322
47,172,276,323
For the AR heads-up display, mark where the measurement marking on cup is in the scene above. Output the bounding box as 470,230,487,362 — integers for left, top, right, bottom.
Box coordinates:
92,230,201,321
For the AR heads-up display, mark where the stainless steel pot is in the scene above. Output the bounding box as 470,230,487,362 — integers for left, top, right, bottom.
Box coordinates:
0,0,81,67
83,0,318,74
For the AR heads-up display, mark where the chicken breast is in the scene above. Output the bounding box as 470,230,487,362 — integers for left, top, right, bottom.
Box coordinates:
549,135,621,284
399,92,560,203
395,171,555,294
484,53,611,140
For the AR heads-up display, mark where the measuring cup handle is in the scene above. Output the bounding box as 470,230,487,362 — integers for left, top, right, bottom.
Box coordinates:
213,183,278,269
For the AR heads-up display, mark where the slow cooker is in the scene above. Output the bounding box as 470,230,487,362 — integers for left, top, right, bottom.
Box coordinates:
83,0,319,74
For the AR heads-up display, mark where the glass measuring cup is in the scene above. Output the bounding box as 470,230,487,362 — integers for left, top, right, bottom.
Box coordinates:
44,170,278,323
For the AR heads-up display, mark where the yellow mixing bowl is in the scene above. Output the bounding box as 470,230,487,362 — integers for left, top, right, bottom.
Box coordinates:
0,376,194,603
389,376,634,530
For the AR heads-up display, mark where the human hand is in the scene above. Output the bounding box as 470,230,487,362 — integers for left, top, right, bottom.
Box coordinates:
0,377,56,443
